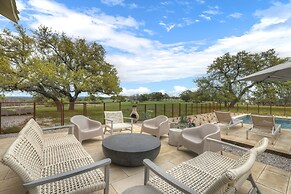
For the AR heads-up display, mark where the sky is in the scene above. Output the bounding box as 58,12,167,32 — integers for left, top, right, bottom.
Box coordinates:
1,0,291,97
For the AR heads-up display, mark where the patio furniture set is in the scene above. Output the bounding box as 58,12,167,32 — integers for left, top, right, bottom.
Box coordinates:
214,110,281,144
1,110,273,194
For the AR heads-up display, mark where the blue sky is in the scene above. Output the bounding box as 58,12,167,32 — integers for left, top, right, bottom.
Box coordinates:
1,0,291,97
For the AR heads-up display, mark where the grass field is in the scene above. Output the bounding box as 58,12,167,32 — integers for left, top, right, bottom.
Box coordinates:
1,101,291,134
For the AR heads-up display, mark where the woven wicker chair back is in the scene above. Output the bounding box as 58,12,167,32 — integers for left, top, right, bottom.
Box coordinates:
2,135,43,183
18,118,44,146
104,111,124,124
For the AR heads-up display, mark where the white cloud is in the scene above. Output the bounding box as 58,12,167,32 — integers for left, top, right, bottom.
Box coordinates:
143,29,155,35
229,12,242,19
128,3,138,9
167,86,189,96
17,0,291,86
159,21,175,32
196,0,205,4
159,89,166,94
174,86,188,93
203,6,220,15
199,14,211,21
120,87,150,96
101,0,124,6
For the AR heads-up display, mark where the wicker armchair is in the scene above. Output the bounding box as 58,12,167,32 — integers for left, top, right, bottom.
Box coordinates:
247,114,281,144
141,115,169,138
177,123,222,155
104,111,133,135
142,137,268,194
70,115,104,143
2,119,111,194
214,111,243,135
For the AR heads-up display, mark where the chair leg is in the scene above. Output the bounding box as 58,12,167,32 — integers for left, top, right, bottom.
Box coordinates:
248,174,261,194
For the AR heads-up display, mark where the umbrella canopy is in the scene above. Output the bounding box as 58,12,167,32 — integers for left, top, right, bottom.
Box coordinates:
0,0,19,23
239,61,291,82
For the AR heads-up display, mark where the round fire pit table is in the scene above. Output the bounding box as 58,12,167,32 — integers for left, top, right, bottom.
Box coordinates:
102,134,161,167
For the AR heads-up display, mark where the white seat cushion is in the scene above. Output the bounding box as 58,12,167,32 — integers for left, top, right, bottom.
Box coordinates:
107,123,132,130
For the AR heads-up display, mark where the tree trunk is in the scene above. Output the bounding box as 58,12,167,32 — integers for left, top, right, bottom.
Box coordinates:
229,99,238,108
68,98,76,111
52,100,62,111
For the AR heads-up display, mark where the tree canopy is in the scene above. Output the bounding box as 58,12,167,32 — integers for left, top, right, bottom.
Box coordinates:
194,49,288,106
0,25,121,110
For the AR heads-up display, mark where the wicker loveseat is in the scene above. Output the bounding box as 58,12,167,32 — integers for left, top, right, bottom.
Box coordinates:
141,137,268,194
1,119,111,194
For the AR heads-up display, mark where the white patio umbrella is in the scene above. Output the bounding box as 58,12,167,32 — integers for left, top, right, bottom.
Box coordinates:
239,61,291,82
0,0,19,23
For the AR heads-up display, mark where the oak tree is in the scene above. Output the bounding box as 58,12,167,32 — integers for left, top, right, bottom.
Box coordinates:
0,25,121,110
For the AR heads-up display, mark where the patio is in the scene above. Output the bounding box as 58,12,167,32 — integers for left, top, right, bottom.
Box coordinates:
0,122,290,194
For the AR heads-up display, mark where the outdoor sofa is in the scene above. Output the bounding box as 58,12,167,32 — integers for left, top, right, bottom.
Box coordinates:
138,137,268,194
1,118,111,194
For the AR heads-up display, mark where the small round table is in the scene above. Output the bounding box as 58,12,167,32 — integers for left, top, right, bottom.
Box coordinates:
168,128,182,146
102,134,161,167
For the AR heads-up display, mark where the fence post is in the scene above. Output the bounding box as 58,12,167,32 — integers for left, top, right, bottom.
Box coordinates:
270,104,272,115
0,102,1,134
83,103,87,116
154,104,157,117
33,102,36,120
61,103,65,125
196,103,198,114
257,103,260,114
163,104,166,116
144,104,147,116
172,104,174,117
119,101,121,111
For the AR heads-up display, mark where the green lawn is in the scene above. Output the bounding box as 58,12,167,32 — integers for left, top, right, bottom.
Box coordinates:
1,101,290,134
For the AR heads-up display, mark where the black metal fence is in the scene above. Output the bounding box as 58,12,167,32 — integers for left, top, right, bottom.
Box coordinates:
1,101,291,134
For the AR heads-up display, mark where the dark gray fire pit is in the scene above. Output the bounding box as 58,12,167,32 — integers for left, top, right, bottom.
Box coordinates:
102,134,161,167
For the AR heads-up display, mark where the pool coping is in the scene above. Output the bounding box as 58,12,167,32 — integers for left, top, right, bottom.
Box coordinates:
222,138,291,159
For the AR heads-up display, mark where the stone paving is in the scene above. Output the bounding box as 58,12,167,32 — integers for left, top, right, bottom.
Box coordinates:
0,124,291,194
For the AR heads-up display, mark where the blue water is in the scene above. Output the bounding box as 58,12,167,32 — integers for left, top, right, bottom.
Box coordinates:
238,115,291,129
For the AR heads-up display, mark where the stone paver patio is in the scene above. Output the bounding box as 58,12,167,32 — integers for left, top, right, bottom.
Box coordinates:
0,123,290,194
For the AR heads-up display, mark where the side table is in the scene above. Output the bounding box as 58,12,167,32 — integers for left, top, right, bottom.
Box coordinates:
168,128,182,146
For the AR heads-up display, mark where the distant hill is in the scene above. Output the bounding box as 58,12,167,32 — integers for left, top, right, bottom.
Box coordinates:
1,96,33,102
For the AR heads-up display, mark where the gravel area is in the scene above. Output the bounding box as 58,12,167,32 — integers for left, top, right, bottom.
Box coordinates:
1,115,32,128
223,145,291,172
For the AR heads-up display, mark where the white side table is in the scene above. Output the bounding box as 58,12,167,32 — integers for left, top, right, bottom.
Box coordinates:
168,128,182,146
